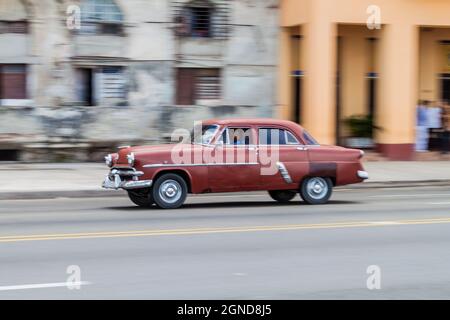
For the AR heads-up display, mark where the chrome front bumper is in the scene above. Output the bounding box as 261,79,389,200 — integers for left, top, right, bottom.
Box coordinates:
357,170,369,180
102,168,153,190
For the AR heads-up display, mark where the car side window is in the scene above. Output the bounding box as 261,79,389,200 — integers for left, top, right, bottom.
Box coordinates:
224,127,253,146
259,128,281,145
302,130,319,145
285,131,300,145
259,128,300,145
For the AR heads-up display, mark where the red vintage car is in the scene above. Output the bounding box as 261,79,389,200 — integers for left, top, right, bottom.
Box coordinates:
102,119,368,209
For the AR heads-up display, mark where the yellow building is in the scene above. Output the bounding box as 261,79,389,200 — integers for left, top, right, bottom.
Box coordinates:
279,0,450,160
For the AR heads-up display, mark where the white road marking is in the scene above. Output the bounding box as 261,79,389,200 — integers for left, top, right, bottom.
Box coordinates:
429,202,450,205
370,194,450,198
0,281,91,291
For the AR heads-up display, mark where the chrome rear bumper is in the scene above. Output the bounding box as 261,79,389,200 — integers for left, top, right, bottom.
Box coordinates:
357,170,369,180
102,168,153,190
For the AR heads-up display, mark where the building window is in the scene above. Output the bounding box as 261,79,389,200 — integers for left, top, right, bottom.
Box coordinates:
79,0,124,35
100,66,127,102
176,68,221,105
75,66,127,106
176,0,213,38
441,73,450,103
0,21,28,34
367,72,378,119
189,6,211,37
0,64,27,100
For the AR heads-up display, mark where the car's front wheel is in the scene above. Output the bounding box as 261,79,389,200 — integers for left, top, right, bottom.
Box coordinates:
127,189,153,208
268,190,297,203
152,173,188,209
300,177,333,205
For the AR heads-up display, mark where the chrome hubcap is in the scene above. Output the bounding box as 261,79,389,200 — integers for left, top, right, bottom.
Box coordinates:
159,180,182,204
306,178,328,200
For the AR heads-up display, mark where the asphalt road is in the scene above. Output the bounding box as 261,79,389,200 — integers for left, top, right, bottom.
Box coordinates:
1,186,450,299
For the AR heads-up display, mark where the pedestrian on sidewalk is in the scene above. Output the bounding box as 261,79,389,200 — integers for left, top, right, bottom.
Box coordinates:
427,101,443,150
441,101,450,154
416,100,430,152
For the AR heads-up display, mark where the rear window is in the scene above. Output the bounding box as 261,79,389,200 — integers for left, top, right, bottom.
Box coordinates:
302,130,319,145
259,128,300,145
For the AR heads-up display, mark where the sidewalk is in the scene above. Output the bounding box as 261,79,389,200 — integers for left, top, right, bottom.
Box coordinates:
1,161,450,200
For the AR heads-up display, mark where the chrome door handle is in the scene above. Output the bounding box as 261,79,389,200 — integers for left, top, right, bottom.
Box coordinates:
297,147,308,151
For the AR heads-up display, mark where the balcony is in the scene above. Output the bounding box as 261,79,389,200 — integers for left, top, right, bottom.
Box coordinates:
72,34,126,58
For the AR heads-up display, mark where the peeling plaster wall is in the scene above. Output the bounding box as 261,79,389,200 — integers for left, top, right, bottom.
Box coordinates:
0,0,279,160
0,0,28,20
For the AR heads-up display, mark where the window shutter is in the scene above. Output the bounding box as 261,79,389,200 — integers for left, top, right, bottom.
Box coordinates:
100,67,126,100
196,69,220,101
0,65,27,99
176,68,195,105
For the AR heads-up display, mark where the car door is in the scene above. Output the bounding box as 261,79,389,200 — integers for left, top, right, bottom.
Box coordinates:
207,126,260,192
257,127,310,189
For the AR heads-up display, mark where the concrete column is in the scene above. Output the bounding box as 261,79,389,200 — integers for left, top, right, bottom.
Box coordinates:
301,9,337,145
377,23,419,160
277,27,293,120
419,29,438,102
340,27,369,120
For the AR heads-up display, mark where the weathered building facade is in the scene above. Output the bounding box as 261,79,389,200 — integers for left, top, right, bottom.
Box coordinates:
0,0,279,161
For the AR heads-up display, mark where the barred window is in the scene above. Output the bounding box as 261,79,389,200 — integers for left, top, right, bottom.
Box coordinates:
75,66,127,106
176,0,213,38
0,21,28,34
196,69,220,101
189,6,211,38
79,0,123,35
176,68,221,105
99,66,127,101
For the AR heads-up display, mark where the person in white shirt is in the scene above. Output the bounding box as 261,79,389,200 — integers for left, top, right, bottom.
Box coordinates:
427,102,442,129
416,100,430,152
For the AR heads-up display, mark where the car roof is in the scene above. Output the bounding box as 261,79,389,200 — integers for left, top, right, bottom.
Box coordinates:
202,118,304,131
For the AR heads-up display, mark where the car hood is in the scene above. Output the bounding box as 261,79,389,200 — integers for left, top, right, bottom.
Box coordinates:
116,143,198,165
129,144,182,153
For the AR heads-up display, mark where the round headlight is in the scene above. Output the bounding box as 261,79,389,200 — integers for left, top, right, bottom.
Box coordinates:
105,154,113,167
127,152,135,167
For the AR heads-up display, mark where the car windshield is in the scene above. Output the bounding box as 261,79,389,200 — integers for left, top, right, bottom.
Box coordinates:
191,125,219,145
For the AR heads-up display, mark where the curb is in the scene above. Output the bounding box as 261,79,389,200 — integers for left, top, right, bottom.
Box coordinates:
0,190,126,201
341,180,450,190
2,180,450,200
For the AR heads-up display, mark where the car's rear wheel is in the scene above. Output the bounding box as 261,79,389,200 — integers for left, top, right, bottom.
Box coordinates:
300,177,333,205
127,188,153,208
152,173,188,209
268,190,297,203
